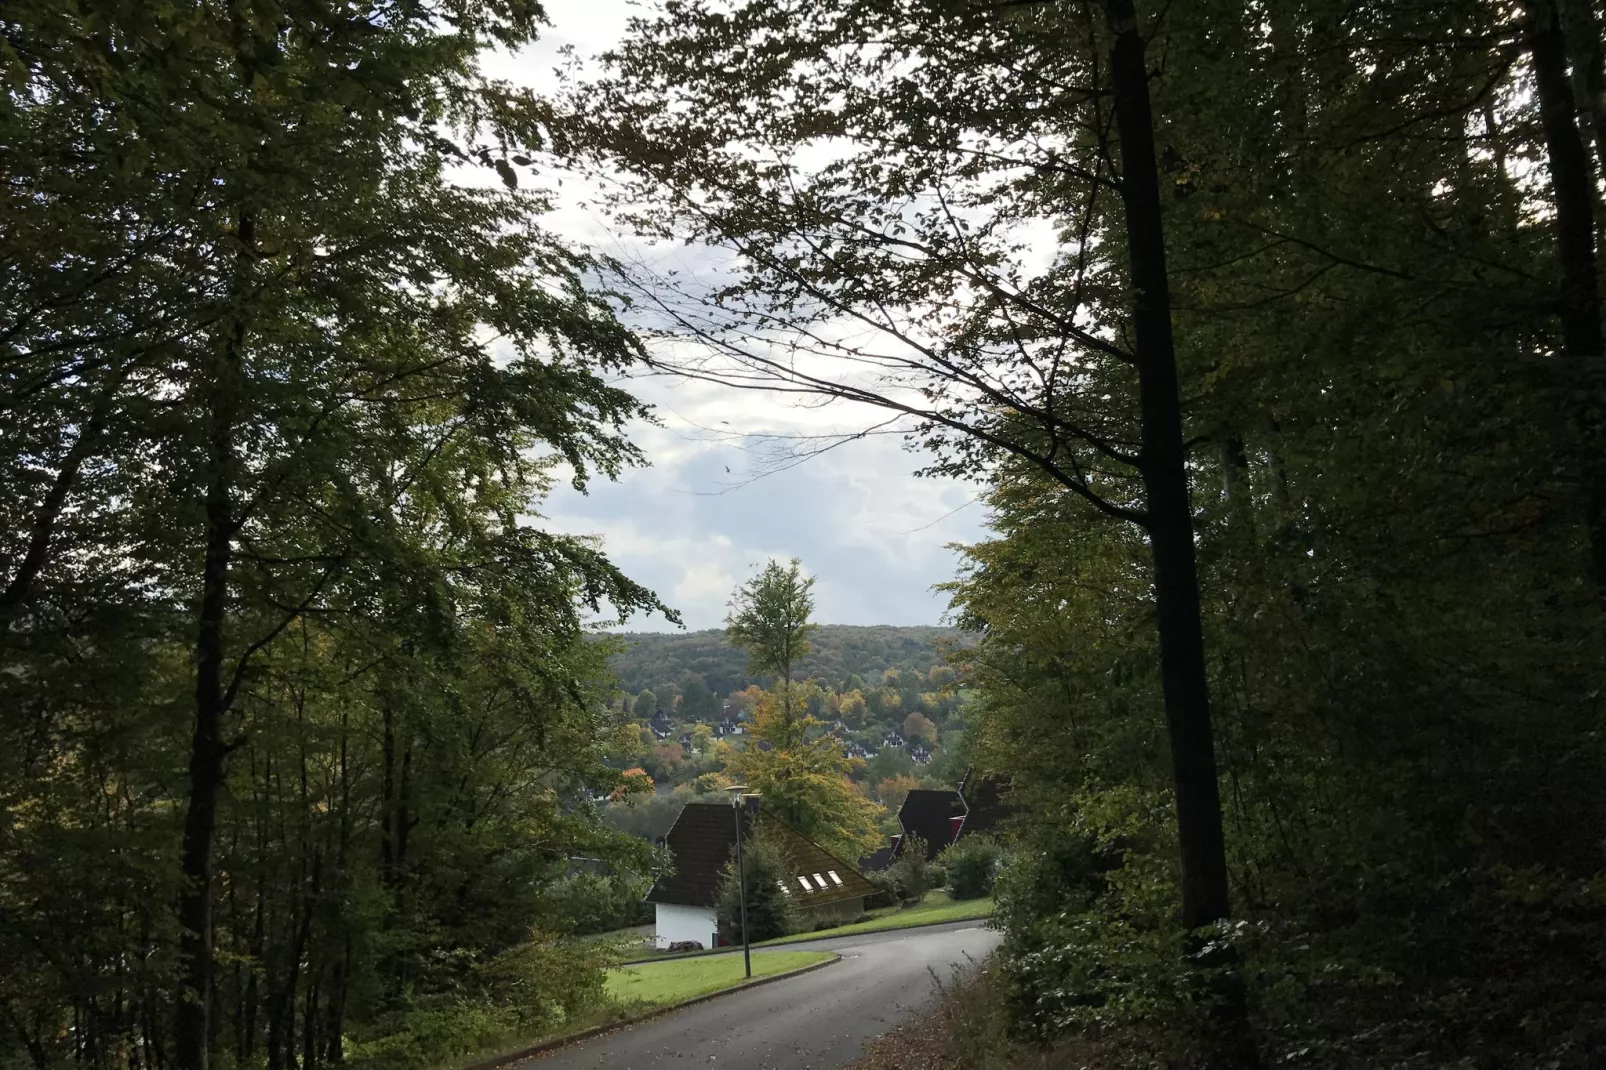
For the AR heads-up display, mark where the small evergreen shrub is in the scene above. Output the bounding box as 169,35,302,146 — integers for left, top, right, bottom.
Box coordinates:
715,829,799,942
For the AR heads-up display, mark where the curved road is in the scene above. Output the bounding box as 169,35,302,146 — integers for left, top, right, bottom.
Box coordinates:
524,921,1001,1070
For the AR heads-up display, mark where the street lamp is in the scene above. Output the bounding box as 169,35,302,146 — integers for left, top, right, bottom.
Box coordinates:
725,784,761,978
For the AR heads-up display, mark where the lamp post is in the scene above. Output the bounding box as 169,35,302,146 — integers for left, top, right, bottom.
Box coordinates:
725,785,760,978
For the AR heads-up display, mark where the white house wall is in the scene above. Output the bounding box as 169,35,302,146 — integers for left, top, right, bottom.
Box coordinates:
654,903,718,948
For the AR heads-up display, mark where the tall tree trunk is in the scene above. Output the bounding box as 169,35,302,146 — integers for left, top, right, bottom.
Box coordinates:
1527,0,1606,608
1104,4,1257,1064
380,699,397,888
1104,0,1232,935
175,212,253,1070
1558,0,1606,189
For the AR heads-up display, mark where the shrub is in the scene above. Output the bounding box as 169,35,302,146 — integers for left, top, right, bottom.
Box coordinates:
547,871,654,936
344,938,610,1070
888,834,931,902
928,862,949,889
940,835,1003,900
865,867,902,908
715,828,798,942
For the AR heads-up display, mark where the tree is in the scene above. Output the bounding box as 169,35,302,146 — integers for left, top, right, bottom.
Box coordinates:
725,559,817,722
1,1,669,1065
634,690,659,719
903,712,938,745
724,689,883,861
838,689,869,727
877,774,921,814
680,674,720,719
691,723,716,755
715,824,798,944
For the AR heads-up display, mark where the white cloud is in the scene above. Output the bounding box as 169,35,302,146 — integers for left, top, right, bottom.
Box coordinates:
503,0,991,630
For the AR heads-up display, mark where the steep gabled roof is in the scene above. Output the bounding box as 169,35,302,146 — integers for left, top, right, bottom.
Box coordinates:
896,789,967,861
646,803,736,908
771,819,878,908
958,769,1016,838
646,802,877,909
857,845,896,872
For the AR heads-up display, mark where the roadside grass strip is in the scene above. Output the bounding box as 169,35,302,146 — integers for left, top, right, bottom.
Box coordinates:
611,893,995,964
756,892,993,947
604,950,835,1008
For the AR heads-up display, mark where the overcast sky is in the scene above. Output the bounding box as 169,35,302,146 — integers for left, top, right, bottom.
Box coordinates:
491,0,991,632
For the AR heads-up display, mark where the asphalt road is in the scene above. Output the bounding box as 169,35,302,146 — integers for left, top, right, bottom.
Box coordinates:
524,921,1002,1070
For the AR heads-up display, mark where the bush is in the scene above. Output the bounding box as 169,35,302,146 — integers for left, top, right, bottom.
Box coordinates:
928,862,949,890
888,834,931,903
547,871,654,936
344,938,610,1070
715,828,799,942
940,835,1002,900
865,867,902,909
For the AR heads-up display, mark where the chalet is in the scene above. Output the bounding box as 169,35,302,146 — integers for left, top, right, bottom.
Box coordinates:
957,768,1016,837
645,801,877,948
857,770,1017,870
881,730,906,749
910,743,932,764
895,788,968,861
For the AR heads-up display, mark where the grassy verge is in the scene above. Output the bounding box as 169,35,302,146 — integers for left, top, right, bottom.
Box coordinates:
611,892,994,964
756,891,993,946
604,950,834,1008
449,951,835,1070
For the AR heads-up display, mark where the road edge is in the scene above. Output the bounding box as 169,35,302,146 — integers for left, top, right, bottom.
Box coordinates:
462,952,841,1070
615,911,994,965
757,912,995,949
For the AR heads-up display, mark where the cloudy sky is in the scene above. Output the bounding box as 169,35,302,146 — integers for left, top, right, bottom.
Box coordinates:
492,1,992,632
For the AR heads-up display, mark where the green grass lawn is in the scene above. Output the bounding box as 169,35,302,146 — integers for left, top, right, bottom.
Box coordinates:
604,950,834,1008
756,890,993,946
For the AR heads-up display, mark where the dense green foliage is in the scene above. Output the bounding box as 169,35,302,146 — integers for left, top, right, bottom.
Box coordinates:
605,625,967,699
938,837,1002,902
585,0,1606,1066
715,824,799,944
0,2,663,1068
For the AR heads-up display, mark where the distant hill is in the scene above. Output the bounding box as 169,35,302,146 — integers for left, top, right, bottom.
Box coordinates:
604,624,972,701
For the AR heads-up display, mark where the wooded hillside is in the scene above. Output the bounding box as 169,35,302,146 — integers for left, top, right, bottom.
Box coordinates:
605,624,970,700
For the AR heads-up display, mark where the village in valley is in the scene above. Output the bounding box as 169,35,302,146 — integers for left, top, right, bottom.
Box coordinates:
585,576,1011,952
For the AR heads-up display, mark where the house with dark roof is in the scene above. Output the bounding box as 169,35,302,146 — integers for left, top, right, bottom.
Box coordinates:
895,788,968,861
646,801,878,947
856,771,1018,871
857,844,897,872
957,768,1016,837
